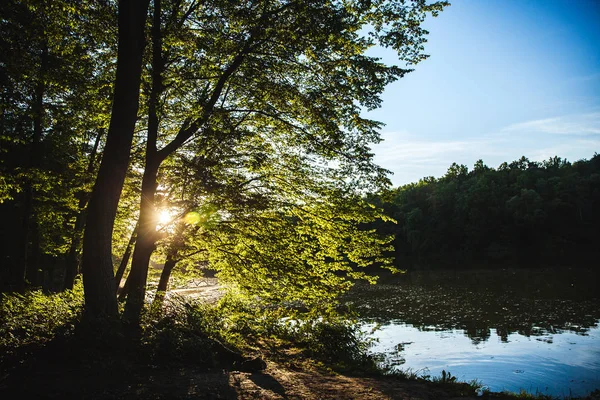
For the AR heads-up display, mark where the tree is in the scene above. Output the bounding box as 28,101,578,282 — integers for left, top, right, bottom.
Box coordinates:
63,129,104,290
144,133,396,313
80,0,150,318
0,0,445,318
118,0,448,323
0,0,113,291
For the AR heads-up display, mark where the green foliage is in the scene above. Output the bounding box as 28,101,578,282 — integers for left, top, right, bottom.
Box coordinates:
119,0,447,318
205,195,394,308
0,0,114,289
142,297,219,365
2,0,448,317
217,292,379,371
504,390,557,399
142,291,377,372
371,154,600,268
0,284,83,358
282,316,376,371
153,128,397,311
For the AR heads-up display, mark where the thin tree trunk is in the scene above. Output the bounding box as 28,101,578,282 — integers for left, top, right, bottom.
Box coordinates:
124,0,251,323
115,221,138,292
18,185,33,290
20,42,48,289
28,220,41,286
118,271,131,301
150,221,187,310
123,160,159,322
150,255,177,311
64,129,104,290
81,0,149,319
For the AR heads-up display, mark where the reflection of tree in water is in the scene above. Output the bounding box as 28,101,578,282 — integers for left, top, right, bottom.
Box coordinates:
464,326,491,344
344,269,600,343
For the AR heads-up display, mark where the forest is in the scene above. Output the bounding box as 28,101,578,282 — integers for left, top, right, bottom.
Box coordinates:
1,0,599,398
371,154,600,269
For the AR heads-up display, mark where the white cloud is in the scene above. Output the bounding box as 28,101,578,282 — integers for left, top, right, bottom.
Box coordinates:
374,131,504,165
527,139,600,162
502,112,600,135
375,138,468,164
372,123,600,187
372,131,505,185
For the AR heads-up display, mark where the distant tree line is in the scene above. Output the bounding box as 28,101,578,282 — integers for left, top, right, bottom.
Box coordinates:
370,154,600,269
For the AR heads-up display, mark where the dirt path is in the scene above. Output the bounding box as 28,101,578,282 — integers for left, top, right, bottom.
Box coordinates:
228,362,475,400
125,361,484,400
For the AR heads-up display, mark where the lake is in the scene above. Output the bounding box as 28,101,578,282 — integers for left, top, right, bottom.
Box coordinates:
344,268,600,397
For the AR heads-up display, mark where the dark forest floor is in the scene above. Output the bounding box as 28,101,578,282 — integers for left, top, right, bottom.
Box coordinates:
2,345,599,400
0,358,543,400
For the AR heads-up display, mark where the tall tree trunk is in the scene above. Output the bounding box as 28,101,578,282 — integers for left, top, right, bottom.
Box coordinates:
19,42,48,289
64,129,104,290
115,220,138,292
81,0,150,319
123,0,163,323
121,0,255,323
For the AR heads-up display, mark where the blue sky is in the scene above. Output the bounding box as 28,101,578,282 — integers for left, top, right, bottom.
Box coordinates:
367,0,600,186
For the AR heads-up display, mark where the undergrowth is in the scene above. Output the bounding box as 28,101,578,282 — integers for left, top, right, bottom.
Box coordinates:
0,285,376,373
378,366,488,397
0,284,83,365
142,292,379,373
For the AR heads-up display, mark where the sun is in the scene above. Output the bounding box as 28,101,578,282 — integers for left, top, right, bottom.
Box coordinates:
158,209,172,225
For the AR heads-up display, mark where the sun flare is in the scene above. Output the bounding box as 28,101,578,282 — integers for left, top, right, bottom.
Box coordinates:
158,209,172,225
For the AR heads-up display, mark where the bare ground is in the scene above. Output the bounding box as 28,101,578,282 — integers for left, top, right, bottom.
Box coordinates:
227,362,482,400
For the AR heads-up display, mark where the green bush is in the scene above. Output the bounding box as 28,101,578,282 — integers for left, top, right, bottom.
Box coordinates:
142,295,237,365
143,292,377,372
276,315,378,372
207,292,378,371
0,285,83,362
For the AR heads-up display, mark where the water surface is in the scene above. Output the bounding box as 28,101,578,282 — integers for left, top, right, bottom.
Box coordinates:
345,269,600,397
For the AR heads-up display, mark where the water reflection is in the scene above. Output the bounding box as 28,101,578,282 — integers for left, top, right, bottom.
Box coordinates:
345,268,600,397
345,268,600,342
367,323,600,397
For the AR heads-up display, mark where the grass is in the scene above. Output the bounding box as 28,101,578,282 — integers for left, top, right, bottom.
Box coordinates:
377,366,489,397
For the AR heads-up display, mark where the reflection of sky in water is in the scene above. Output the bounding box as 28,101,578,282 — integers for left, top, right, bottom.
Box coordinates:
367,322,600,397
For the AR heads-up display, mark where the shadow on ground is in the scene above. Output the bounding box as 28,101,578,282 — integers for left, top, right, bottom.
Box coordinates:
3,333,587,399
